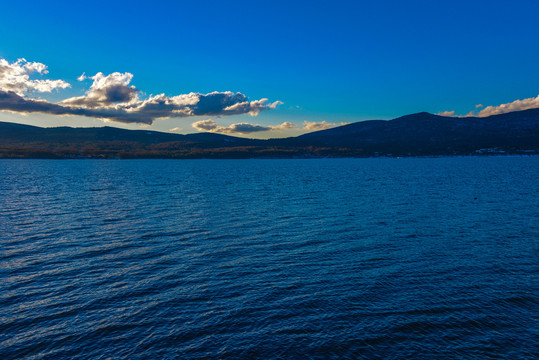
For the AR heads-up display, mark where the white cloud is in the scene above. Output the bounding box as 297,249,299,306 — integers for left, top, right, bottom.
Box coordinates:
168,127,183,132
0,57,282,125
435,110,456,117
475,104,483,108
192,119,294,134
61,72,139,108
0,58,70,94
270,121,295,131
478,94,539,117
303,120,348,131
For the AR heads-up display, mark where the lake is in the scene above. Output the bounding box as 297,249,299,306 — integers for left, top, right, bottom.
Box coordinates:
1,157,537,359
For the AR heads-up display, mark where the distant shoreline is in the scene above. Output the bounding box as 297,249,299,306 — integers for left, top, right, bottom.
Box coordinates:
1,153,538,160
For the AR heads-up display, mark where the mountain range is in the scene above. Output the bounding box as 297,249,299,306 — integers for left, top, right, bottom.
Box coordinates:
1,109,538,158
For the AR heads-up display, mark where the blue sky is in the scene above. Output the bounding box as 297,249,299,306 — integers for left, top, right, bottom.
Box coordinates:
0,0,538,138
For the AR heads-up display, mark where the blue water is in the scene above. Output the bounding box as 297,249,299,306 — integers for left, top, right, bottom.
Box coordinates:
1,157,537,359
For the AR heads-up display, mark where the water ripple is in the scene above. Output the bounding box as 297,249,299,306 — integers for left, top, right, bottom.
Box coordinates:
1,158,537,359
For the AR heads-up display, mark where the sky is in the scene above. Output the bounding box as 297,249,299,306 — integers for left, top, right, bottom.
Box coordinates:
0,0,538,139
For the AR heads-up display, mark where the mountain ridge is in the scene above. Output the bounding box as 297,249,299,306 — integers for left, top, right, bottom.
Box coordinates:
1,109,538,158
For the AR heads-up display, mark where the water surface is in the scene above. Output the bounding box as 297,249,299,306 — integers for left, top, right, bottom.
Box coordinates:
1,157,537,359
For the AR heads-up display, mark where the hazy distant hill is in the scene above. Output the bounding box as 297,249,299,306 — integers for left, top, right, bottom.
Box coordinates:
1,109,538,158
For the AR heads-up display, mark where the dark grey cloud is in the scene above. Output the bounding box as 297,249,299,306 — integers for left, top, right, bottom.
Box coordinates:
227,123,270,133
0,91,79,115
0,90,145,122
193,92,247,115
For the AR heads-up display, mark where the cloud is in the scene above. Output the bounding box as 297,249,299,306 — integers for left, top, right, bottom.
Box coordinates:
302,120,348,130
0,58,70,94
192,119,294,134
0,90,141,120
61,72,139,108
168,127,183,132
222,98,283,116
0,57,281,125
435,110,456,117
227,123,271,133
477,94,539,117
435,95,539,118
270,121,295,130
0,90,75,115
192,119,220,132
